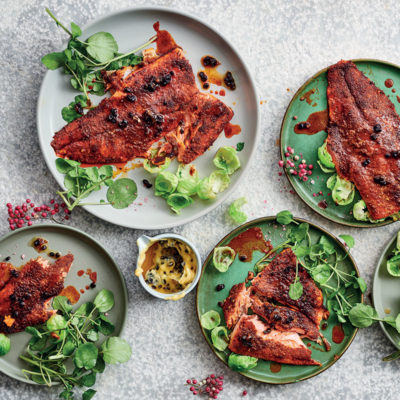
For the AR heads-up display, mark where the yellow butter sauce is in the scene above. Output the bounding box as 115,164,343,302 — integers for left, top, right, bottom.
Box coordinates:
136,238,197,295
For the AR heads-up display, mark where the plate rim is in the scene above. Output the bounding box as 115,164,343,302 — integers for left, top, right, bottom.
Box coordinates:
195,215,361,384
279,58,400,228
0,223,128,384
372,229,400,349
36,5,261,230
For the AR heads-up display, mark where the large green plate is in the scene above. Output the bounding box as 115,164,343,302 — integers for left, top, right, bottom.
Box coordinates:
280,59,400,227
0,224,128,384
373,230,400,349
196,216,362,384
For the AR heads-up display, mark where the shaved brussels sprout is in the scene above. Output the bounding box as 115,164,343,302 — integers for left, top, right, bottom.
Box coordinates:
200,310,221,330
332,176,355,205
155,171,178,197
213,146,241,175
0,334,10,356
318,160,335,174
143,157,171,174
387,254,400,277
318,141,335,169
326,174,337,190
176,164,198,180
197,177,217,200
176,164,199,195
353,199,384,223
209,170,230,193
228,197,247,224
211,326,229,351
213,246,236,272
167,193,193,214
353,200,369,221
228,353,258,371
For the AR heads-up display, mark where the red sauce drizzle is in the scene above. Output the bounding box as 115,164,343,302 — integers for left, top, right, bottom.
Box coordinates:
270,362,282,373
219,89,226,96
77,270,84,277
299,88,317,106
385,78,394,88
60,285,80,304
224,123,242,138
80,289,85,294
89,271,97,284
228,227,272,262
85,285,90,290
153,22,177,55
294,110,328,135
332,324,345,344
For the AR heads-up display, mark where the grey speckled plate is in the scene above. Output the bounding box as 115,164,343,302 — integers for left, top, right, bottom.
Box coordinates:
0,224,128,384
373,229,400,349
37,7,260,230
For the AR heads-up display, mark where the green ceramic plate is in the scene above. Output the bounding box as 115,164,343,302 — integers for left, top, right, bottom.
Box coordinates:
280,59,400,227
373,229,400,349
196,216,362,384
0,224,128,384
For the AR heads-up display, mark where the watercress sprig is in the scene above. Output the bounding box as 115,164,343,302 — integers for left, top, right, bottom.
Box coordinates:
21,289,132,399
42,8,156,122
55,158,137,211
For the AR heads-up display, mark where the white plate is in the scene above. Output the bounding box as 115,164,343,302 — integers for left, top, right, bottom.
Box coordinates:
37,7,260,230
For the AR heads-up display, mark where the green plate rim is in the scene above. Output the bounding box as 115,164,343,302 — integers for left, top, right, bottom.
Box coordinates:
195,216,362,384
0,223,129,384
372,230,400,349
280,58,400,228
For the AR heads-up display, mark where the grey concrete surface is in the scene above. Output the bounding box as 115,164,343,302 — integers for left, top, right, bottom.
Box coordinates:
0,0,399,399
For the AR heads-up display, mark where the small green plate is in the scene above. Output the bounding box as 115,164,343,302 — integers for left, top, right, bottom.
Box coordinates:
280,59,400,227
0,224,128,384
373,230,400,349
196,216,362,384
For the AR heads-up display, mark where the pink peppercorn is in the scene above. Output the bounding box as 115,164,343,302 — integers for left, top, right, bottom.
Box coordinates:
51,210,56,215
303,176,308,181
278,160,284,167
10,225,15,230
307,170,312,175
6,203,12,208
41,212,47,217
193,391,197,395
308,164,313,169
26,199,31,203
28,221,32,226
65,216,70,220
243,390,248,396
285,152,290,157
30,203,34,208
192,379,197,384
186,379,191,384
190,387,194,392
50,199,55,204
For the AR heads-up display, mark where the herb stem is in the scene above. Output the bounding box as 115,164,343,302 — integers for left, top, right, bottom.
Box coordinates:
45,8,73,36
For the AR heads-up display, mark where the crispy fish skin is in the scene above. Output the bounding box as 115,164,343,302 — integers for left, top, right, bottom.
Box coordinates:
221,282,251,330
250,292,321,342
327,60,400,220
228,314,321,366
0,255,73,334
51,31,233,164
251,248,329,326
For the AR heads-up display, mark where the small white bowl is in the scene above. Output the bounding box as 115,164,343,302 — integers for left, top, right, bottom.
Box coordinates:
135,233,202,300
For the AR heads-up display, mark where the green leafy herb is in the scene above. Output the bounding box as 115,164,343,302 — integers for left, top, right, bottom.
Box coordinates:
56,158,137,211
339,234,355,249
106,178,138,209
61,95,88,123
0,334,10,356
101,337,132,364
43,9,156,121
200,310,221,330
276,210,296,225
21,289,132,398
236,142,245,152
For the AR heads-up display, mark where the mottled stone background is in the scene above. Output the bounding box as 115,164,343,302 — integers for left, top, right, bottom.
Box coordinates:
1,0,399,399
